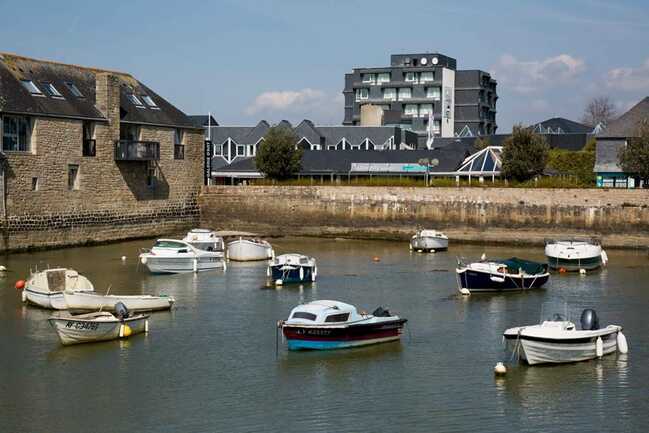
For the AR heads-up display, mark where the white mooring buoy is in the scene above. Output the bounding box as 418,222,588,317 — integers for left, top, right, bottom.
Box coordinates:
579,268,587,275
460,288,471,296
275,279,283,286
121,256,127,261
494,362,507,375
617,332,629,354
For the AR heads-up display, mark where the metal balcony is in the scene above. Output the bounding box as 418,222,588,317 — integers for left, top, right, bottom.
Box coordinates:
114,140,160,161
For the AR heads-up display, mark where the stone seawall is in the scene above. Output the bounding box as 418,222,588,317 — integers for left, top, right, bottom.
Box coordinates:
199,186,649,249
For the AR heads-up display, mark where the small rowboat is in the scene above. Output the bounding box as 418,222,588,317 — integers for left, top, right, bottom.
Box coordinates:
63,291,174,312
227,237,274,261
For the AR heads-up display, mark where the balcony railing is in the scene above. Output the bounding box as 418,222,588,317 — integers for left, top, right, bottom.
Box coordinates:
114,140,160,161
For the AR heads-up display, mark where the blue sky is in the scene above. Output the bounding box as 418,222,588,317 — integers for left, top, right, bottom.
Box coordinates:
1,0,648,131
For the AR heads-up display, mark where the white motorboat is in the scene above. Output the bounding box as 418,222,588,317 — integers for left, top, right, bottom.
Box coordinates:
182,228,224,252
503,304,628,365
268,254,317,285
226,237,274,261
48,303,149,346
545,239,608,271
63,291,174,312
410,229,448,252
22,268,95,309
139,239,225,274
456,257,549,294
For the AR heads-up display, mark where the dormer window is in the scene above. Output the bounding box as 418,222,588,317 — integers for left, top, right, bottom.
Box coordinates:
64,81,84,98
42,82,63,98
142,95,159,109
21,80,42,95
128,94,145,108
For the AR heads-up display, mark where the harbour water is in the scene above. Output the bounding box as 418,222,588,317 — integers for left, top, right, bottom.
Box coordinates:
1,237,648,432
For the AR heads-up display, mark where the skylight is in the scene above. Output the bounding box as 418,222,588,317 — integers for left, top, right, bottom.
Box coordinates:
21,80,42,95
128,94,145,107
142,95,158,108
64,81,84,98
42,82,63,98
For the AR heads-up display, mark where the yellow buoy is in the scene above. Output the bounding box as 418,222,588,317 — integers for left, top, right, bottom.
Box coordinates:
494,362,507,375
122,324,133,337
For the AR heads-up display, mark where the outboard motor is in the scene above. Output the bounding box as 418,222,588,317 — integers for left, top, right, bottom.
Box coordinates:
372,307,391,317
580,309,599,330
114,302,130,320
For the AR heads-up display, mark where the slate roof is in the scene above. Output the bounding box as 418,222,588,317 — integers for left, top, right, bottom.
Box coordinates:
188,115,219,128
599,97,649,138
0,52,196,129
531,117,593,134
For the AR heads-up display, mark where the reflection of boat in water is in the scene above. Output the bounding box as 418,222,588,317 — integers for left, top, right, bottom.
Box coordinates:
504,303,628,365
456,257,549,294
22,268,95,309
139,239,225,274
227,237,274,261
545,239,608,271
182,228,224,252
410,229,448,252
268,254,316,285
279,300,407,350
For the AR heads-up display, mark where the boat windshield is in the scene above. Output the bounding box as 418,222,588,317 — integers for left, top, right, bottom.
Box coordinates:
154,240,187,249
540,300,570,323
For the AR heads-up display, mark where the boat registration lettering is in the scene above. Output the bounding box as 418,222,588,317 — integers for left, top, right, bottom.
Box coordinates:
296,329,332,336
65,321,100,331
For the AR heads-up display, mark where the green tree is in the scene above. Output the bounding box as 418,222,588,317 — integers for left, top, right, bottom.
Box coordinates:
255,125,303,180
582,136,597,152
501,124,549,182
619,120,649,181
474,136,491,151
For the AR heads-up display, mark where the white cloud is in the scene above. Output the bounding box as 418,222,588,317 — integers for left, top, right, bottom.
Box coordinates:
245,88,326,115
491,54,585,93
244,88,342,124
529,99,550,112
606,59,649,91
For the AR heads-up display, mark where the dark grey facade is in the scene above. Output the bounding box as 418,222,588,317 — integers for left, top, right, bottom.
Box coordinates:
343,53,497,138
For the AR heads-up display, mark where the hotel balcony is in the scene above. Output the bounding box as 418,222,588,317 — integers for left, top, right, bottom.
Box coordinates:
114,140,160,161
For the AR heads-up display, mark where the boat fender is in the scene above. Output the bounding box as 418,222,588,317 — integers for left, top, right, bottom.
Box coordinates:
193,258,198,273
601,250,608,266
119,324,124,338
222,259,227,271
0,265,6,272
267,266,271,277
409,243,413,251
21,290,27,303
140,256,148,265
312,266,317,281
299,267,304,281
617,332,628,354
145,320,149,334
596,337,603,358
15,280,25,290
494,362,507,375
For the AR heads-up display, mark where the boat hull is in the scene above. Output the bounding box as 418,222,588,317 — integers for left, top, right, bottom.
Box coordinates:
546,255,602,271
282,320,407,351
24,288,95,310
410,237,448,251
63,292,174,312
227,240,273,261
143,256,224,274
271,265,314,284
457,269,549,293
48,315,148,346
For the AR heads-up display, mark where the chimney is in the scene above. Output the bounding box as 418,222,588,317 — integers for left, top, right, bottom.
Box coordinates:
95,72,120,127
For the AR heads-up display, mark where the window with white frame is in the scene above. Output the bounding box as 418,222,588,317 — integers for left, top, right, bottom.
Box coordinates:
236,144,246,157
404,104,418,117
327,144,337,150
419,104,433,117
355,88,369,101
404,72,418,83
350,143,361,150
214,142,224,156
398,88,411,100
2,115,32,152
64,81,84,98
420,71,435,82
142,95,159,109
311,144,321,150
362,73,376,84
383,88,397,101
377,73,390,84
42,82,63,98
21,80,42,95
426,87,441,100
128,94,145,107
247,144,256,157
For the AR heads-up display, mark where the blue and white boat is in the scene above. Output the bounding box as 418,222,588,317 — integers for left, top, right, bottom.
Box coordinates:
280,300,407,350
456,257,549,295
268,253,316,285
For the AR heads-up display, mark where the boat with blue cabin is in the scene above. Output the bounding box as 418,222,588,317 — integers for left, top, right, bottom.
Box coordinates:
268,253,316,285
456,257,549,294
280,300,407,350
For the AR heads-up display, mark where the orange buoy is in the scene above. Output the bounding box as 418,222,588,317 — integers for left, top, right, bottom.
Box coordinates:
372,256,381,262
15,280,26,290
559,267,567,274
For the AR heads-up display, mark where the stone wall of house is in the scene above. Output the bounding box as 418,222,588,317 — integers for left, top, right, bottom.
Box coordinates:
199,186,649,248
0,73,203,252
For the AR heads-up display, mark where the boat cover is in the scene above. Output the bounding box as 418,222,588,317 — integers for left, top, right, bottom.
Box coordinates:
500,257,547,275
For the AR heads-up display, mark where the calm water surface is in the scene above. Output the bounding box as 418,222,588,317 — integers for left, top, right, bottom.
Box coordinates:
1,237,648,433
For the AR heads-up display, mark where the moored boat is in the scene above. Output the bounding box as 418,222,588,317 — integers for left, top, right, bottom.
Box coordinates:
22,268,95,309
182,228,224,252
139,239,225,274
227,237,274,261
503,305,628,365
63,291,175,312
545,239,607,271
456,257,549,294
279,300,407,350
268,253,316,285
410,229,448,252
48,303,149,346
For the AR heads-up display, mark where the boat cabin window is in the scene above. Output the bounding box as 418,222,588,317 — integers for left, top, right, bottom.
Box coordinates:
325,313,350,323
154,240,187,249
292,312,317,321
299,258,308,264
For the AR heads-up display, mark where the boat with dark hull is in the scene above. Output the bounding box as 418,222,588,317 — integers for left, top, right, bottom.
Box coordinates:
279,300,407,350
268,254,316,285
456,257,549,294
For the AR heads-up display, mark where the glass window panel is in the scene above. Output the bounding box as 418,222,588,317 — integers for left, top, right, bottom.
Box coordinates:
404,104,418,116
377,73,390,83
65,81,84,97
383,88,396,100
142,95,158,107
21,80,41,94
483,152,496,171
421,71,434,82
398,88,411,100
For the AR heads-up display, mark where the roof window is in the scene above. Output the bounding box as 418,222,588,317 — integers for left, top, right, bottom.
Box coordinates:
42,82,63,98
64,82,84,98
21,80,42,95
128,94,145,108
142,95,159,109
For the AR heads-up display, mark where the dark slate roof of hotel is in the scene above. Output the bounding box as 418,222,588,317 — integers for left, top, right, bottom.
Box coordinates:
0,52,196,128
531,117,593,134
599,97,649,138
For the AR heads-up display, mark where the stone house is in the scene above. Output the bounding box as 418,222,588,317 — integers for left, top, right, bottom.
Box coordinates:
0,52,203,251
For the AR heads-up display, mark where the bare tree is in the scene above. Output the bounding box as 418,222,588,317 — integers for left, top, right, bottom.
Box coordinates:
581,96,618,127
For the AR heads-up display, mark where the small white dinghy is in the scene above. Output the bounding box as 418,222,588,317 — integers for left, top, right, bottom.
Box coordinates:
63,291,174,312
227,237,274,261
410,229,448,252
48,303,149,346
22,268,95,309
503,303,628,365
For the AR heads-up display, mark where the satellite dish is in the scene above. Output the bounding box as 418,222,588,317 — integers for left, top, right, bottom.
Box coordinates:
420,57,428,65
432,57,439,65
